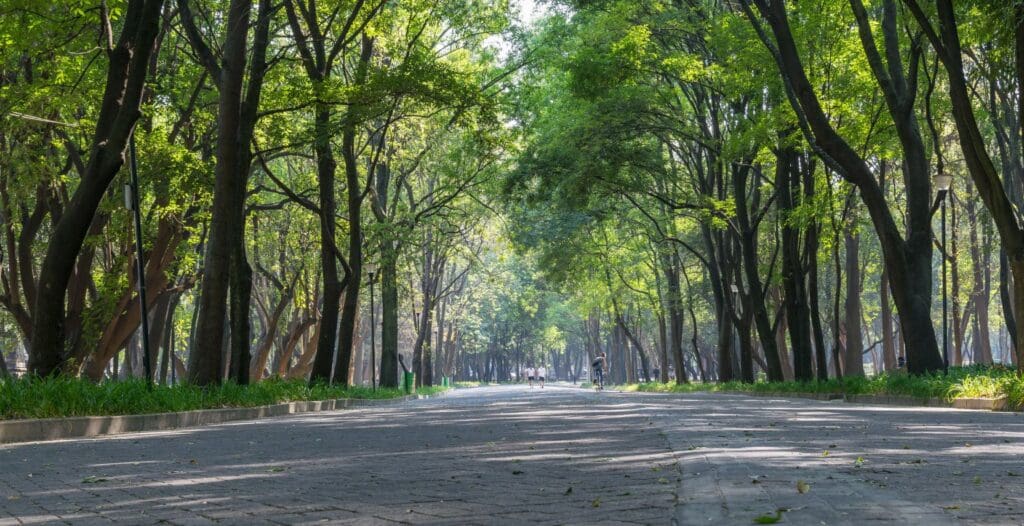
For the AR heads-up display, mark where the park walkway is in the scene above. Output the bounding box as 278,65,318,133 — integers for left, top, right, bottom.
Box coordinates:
1,385,1023,524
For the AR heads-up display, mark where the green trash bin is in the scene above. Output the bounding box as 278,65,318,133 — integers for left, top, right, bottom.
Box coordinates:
442,377,449,387
403,372,416,394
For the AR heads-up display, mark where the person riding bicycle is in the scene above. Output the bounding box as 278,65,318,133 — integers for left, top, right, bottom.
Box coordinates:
591,352,607,390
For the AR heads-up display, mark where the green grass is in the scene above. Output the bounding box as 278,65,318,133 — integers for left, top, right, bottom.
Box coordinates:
0,377,448,420
615,364,1024,409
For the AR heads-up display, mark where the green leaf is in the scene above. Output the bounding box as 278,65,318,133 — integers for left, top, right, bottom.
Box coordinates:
753,509,785,524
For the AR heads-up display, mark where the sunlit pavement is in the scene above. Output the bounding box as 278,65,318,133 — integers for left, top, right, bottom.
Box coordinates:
1,385,1023,525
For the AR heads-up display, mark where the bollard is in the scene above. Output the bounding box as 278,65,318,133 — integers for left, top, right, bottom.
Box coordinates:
403,372,416,394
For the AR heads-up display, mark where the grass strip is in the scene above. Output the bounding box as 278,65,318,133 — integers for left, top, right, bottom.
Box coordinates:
0,377,448,420
613,365,1024,409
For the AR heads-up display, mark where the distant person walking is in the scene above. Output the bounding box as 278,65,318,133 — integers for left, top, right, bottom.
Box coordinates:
592,353,607,390
528,366,536,388
537,365,547,388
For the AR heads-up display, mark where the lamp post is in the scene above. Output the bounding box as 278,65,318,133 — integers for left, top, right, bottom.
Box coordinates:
367,263,377,390
126,132,153,388
730,283,740,379
935,173,953,373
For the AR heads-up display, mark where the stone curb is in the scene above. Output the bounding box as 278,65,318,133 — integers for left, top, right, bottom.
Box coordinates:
721,391,1012,411
0,391,444,445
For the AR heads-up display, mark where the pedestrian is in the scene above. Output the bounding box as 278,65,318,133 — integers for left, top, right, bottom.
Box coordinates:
591,352,607,390
537,365,546,388
528,365,536,388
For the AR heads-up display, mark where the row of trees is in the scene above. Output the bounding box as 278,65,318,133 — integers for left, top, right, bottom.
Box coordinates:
506,0,1022,383
0,0,529,387
3,0,1022,388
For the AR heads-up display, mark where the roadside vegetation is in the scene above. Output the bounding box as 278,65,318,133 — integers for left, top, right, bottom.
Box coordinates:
614,366,1024,409
0,377,448,421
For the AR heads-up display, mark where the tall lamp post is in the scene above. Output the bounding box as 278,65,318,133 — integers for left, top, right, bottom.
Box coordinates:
730,283,740,379
934,173,953,373
125,132,153,388
367,263,377,390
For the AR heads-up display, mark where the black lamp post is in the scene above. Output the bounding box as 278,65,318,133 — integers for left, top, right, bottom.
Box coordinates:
935,172,953,373
367,263,377,390
125,132,153,387
730,283,740,378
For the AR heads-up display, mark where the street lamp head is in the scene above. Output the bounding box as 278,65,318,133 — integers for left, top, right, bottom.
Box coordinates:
934,173,953,192
365,262,377,279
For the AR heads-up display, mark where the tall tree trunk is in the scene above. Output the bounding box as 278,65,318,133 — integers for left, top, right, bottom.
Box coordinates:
733,162,784,382
379,255,399,386
880,268,897,371
778,143,813,380
747,0,943,374
905,0,1024,369
29,0,165,376
971,210,993,364
844,230,865,377
663,252,688,383
184,0,272,385
331,35,374,386
307,104,343,384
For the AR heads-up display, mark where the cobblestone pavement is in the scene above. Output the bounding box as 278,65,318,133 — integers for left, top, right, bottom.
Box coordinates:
2,386,1024,525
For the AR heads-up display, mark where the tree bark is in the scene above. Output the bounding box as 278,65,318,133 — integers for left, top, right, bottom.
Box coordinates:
183,0,272,385
778,143,813,380
330,35,375,386
746,0,943,374
844,230,865,377
29,0,165,376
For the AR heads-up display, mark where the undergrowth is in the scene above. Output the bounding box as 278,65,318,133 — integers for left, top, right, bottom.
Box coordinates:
0,376,447,420
620,365,1024,408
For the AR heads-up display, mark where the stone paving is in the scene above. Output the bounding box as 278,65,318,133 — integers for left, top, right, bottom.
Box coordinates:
1,385,1024,525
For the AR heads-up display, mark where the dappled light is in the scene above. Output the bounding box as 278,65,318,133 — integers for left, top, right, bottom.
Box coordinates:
3,0,1024,523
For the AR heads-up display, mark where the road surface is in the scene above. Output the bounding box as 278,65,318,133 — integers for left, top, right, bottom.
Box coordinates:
2,385,1024,524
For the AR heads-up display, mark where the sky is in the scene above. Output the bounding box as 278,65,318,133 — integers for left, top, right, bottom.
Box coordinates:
512,0,546,26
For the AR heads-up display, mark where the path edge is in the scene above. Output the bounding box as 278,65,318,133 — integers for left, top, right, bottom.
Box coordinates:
605,387,1012,411
712,390,1010,411
0,391,447,445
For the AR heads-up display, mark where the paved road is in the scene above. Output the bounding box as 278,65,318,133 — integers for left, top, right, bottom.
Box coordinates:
1,386,1024,525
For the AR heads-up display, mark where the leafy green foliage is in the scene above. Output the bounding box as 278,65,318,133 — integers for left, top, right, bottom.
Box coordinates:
623,365,1024,407
0,377,448,420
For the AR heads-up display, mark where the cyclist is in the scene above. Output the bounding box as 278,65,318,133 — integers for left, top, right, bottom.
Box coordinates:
591,352,607,390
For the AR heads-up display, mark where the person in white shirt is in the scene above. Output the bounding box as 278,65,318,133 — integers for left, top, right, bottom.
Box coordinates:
536,366,547,388
528,366,536,388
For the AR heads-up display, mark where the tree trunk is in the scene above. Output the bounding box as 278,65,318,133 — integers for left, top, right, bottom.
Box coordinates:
379,255,399,386
29,0,165,376
308,104,343,384
331,35,374,386
749,0,943,374
185,0,272,385
844,230,865,377
778,144,813,380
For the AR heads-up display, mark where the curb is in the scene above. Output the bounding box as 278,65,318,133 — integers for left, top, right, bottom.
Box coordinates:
0,391,445,445
712,390,1012,411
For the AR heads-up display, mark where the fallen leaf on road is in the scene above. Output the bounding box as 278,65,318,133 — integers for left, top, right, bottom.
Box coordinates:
752,509,785,524
796,480,810,494
591,498,601,508
81,476,107,484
